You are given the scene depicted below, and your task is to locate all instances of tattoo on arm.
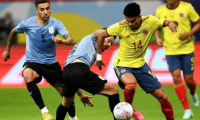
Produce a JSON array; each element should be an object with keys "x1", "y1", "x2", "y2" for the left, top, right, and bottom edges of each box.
[
  {"x1": 6, "y1": 29, "x2": 17, "y2": 51},
  {"x1": 63, "y1": 34, "x2": 68, "y2": 40}
]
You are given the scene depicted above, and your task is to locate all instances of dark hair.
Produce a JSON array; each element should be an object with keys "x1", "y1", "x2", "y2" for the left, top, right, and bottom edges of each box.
[
  {"x1": 123, "y1": 3, "x2": 140, "y2": 17},
  {"x1": 113, "y1": 36, "x2": 117, "y2": 40},
  {"x1": 35, "y1": 0, "x2": 50, "y2": 8}
]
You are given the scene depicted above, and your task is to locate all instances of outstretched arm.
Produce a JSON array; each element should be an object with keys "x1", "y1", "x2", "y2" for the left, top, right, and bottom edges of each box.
[
  {"x1": 2, "y1": 28, "x2": 17, "y2": 61},
  {"x1": 163, "y1": 20, "x2": 178, "y2": 32}
]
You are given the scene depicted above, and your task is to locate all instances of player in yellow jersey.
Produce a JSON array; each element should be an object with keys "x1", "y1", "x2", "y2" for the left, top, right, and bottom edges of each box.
[
  {"x1": 155, "y1": 0, "x2": 200, "y2": 119},
  {"x1": 95, "y1": 3, "x2": 178, "y2": 120}
]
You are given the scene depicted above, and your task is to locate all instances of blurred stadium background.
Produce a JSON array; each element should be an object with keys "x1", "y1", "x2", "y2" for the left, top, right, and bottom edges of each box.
[{"x1": 0, "y1": 0, "x2": 200, "y2": 120}]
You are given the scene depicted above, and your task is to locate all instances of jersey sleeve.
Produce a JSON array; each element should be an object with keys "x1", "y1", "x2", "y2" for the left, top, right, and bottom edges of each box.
[
  {"x1": 188, "y1": 4, "x2": 200, "y2": 23},
  {"x1": 150, "y1": 15, "x2": 165, "y2": 29},
  {"x1": 56, "y1": 20, "x2": 69, "y2": 36},
  {"x1": 107, "y1": 22, "x2": 120, "y2": 36},
  {"x1": 15, "y1": 20, "x2": 26, "y2": 33},
  {"x1": 155, "y1": 8, "x2": 161, "y2": 18}
]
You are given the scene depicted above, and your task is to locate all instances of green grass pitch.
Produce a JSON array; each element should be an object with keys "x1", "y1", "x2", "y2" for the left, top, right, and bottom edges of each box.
[{"x1": 0, "y1": 85, "x2": 199, "y2": 120}]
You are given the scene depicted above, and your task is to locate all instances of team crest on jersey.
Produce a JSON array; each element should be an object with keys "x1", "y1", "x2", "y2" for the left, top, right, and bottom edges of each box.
[
  {"x1": 142, "y1": 29, "x2": 148, "y2": 35},
  {"x1": 179, "y1": 13, "x2": 184, "y2": 18},
  {"x1": 121, "y1": 69, "x2": 126, "y2": 73},
  {"x1": 49, "y1": 27, "x2": 54, "y2": 34}
]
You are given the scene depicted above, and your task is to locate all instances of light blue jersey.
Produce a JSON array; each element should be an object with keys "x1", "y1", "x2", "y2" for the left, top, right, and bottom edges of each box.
[
  {"x1": 15, "y1": 16, "x2": 69, "y2": 64},
  {"x1": 65, "y1": 33, "x2": 97, "y2": 68}
]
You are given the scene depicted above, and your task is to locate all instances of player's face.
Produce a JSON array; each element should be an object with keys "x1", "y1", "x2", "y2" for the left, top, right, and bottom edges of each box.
[
  {"x1": 166, "y1": 0, "x2": 178, "y2": 4},
  {"x1": 36, "y1": 2, "x2": 51, "y2": 21},
  {"x1": 102, "y1": 36, "x2": 114, "y2": 52},
  {"x1": 125, "y1": 15, "x2": 141, "y2": 30}
]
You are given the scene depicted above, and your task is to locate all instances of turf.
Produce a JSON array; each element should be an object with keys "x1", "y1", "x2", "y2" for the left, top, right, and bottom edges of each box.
[{"x1": 0, "y1": 85, "x2": 199, "y2": 120}]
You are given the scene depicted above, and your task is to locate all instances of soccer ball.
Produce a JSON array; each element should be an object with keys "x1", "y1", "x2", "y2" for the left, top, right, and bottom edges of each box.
[{"x1": 113, "y1": 102, "x2": 133, "y2": 120}]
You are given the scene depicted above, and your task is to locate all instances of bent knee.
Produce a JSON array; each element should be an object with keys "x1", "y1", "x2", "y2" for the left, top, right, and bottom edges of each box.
[
  {"x1": 23, "y1": 68, "x2": 39, "y2": 83},
  {"x1": 111, "y1": 87, "x2": 119, "y2": 94}
]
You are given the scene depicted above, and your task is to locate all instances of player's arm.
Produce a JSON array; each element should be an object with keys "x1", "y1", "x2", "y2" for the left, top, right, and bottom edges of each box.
[
  {"x1": 52, "y1": 20, "x2": 74, "y2": 45},
  {"x1": 76, "y1": 89, "x2": 94, "y2": 107},
  {"x1": 52, "y1": 33, "x2": 74, "y2": 45},
  {"x1": 95, "y1": 30, "x2": 110, "y2": 70},
  {"x1": 155, "y1": 28, "x2": 163, "y2": 47},
  {"x1": 2, "y1": 28, "x2": 17, "y2": 61},
  {"x1": 179, "y1": 4, "x2": 200, "y2": 40},
  {"x1": 93, "y1": 30, "x2": 105, "y2": 39}
]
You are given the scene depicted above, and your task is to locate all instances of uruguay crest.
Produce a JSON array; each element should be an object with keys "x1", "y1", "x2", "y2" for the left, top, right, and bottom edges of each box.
[{"x1": 49, "y1": 27, "x2": 54, "y2": 34}]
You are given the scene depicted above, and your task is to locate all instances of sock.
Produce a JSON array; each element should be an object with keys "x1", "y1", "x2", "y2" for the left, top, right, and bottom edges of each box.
[
  {"x1": 186, "y1": 81, "x2": 196, "y2": 95},
  {"x1": 174, "y1": 82, "x2": 190, "y2": 109},
  {"x1": 108, "y1": 94, "x2": 120, "y2": 120},
  {"x1": 68, "y1": 102, "x2": 75, "y2": 117},
  {"x1": 159, "y1": 97, "x2": 174, "y2": 120},
  {"x1": 123, "y1": 83, "x2": 137, "y2": 105},
  {"x1": 26, "y1": 81, "x2": 45, "y2": 109},
  {"x1": 41, "y1": 107, "x2": 49, "y2": 114},
  {"x1": 56, "y1": 104, "x2": 68, "y2": 120}
]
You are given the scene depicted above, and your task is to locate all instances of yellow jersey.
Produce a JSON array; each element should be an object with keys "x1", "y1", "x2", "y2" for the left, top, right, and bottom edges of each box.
[
  {"x1": 107, "y1": 15, "x2": 165, "y2": 68},
  {"x1": 156, "y1": 1, "x2": 200, "y2": 55}
]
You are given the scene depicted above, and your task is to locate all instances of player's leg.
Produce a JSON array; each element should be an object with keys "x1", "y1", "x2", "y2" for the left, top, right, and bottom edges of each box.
[
  {"x1": 80, "y1": 69, "x2": 119, "y2": 120},
  {"x1": 150, "y1": 87, "x2": 174, "y2": 120},
  {"x1": 166, "y1": 55, "x2": 192, "y2": 119},
  {"x1": 23, "y1": 62, "x2": 53, "y2": 120},
  {"x1": 114, "y1": 67, "x2": 144, "y2": 120},
  {"x1": 182, "y1": 53, "x2": 199, "y2": 108},
  {"x1": 43, "y1": 62, "x2": 78, "y2": 120},
  {"x1": 134, "y1": 63, "x2": 174, "y2": 120}
]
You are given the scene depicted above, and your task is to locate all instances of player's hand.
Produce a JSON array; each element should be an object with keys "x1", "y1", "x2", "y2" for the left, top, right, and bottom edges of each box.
[
  {"x1": 65, "y1": 39, "x2": 75, "y2": 45},
  {"x1": 156, "y1": 39, "x2": 163, "y2": 47},
  {"x1": 169, "y1": 22, "x2": 178, "y2": 32},
  {"x1": 80, "y1": 95, "x2": 94, "y2": 107},
  {"x1": 95, "y1": 60, "x2": 105, "y2": 70},
  {"x1": 2, "y1": 50, "x2": 10, "y2": 61},
  {"x1": 52, "y1": 36, "x2": 65, "y2": 44},
  {"x1": 179, "y1": 33, "x2": 191, "y2": 41}
]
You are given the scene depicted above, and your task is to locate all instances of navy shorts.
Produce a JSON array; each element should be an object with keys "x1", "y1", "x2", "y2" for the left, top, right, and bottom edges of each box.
[
  {"x1": 114, "y1": 63, "x2": 162, "y2": 93},
  {"x1": 166, "y1": 52, "x2": 194, "y2": 74}
]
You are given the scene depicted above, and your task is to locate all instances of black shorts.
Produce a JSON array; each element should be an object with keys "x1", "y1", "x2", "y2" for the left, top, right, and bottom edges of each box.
[
  {"x1": 62, "y1": 62, "x2": 107, "y2": 97},
  {"x1": 23, "y1": 62, "x2": 63, "y2": 86}
]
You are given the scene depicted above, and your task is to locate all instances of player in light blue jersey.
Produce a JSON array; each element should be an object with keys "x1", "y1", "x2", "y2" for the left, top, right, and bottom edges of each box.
[
  {"x1": 2, "y1": 0, "x2": 92, "y2": 120},
  {"x1": 55, "y1": 29, "x2": 120, "y2": 120}
]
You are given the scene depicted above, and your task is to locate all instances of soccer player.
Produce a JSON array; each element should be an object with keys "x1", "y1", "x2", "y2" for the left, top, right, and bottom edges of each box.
[
  {"x1": 54, "y1": 29, "x2": 121, "y2": 120},
  {"x1": 155, "y1": 0, "x2": 200, "y2": 119},
  {"x1": 2, "y1": 0, "x2": 92, "y2": 120},
  {"x1": 96, "y1": 3, "x2": 178, "y2": 120}
]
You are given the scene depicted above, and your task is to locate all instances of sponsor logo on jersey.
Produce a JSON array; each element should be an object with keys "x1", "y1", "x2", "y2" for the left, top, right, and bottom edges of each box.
[{"x1": 31, "y1": 29, "x2": 36, "y2": 34}]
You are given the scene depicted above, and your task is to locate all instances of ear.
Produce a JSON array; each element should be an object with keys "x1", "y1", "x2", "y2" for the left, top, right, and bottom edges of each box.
[
  {"x1": 35, "y1": 8, "x2": 38, "y2": 14},
  {"x1": 139, "y1": 15, "x2": 141, "y2": 18}
]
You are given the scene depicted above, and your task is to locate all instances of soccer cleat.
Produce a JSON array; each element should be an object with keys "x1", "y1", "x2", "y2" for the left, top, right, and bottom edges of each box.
[
  {"x1": 183, "y1": 109, "x2": 193, "y2": 119},
  {"x1": 42, "y1": 112, "x2": 54, "y2": 120},
  {"x1": 188, "y1": 90, "x2": 199, "y2": 107},
  {"x1": 69, "y1": 115, "x2": 79, "y2": 120},
  {"x1": 132, "y1": 107, "x2": 145, "y2": 120}
]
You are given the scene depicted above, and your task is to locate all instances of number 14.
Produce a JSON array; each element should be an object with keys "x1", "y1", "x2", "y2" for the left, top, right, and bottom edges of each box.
[{"x1": 133, "y1": 40, "x2": 142, "y2": 50}]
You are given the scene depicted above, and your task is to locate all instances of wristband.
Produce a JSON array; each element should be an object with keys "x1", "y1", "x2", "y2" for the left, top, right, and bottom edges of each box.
[{"x1": 96, "y1": 54, "x2": 102, "y2": 61}]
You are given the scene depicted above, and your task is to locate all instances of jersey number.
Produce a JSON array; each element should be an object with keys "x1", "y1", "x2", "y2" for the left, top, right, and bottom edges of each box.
[
  {"x1": 133, "y1": 40, "x2": 142, "y2": 50},
  {"x1": 42, "y1": 34, "x2": 45, "y2": 43}
]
